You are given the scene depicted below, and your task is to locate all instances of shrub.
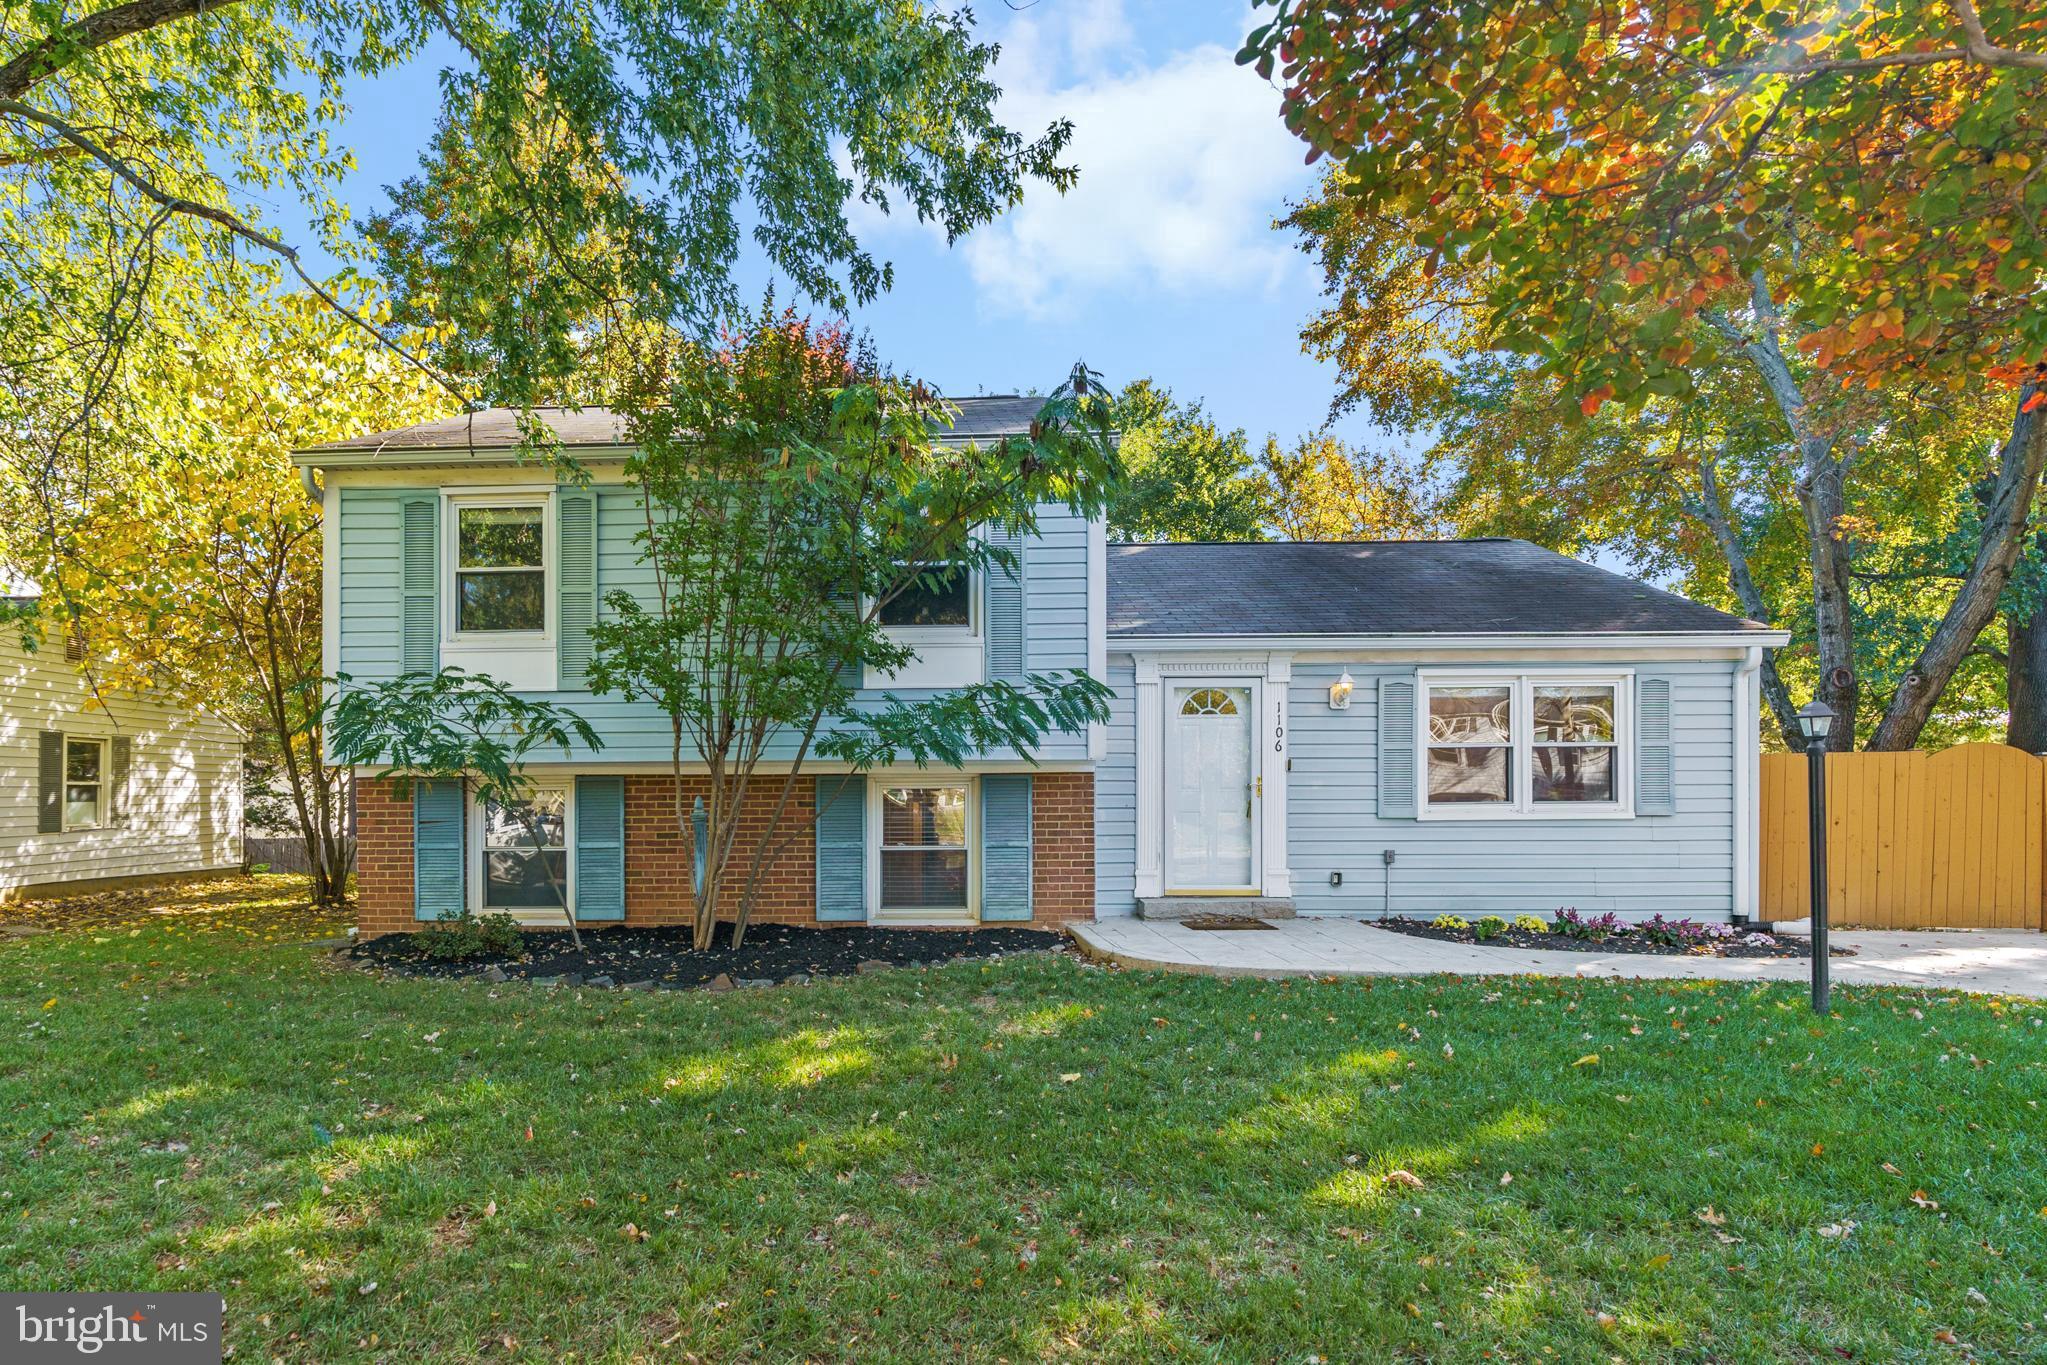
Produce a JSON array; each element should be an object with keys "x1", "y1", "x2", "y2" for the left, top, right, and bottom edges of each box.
[
  {"x1": 1552, "y1": 908, "x2": 1628, "y2": 941},
  {"x1": 1431, "y1": 914, "x2": 1470, "y2": 932},
  {"x1": 417, "y1": 911, "x2": 527, "y2": 961},
  {"x1": 249, "y1": 862, "x2": 271, "y2": 875},
  {"x1": 1511, "y1": 915, "x2": 1548, "y2": 934},
  {"x1": 1473, "y1": 915, "x2": 1509, "y2": 941}
]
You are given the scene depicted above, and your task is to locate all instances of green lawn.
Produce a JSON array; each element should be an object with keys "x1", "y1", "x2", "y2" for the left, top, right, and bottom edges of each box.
[{"x1": 2, "y1": 878, "x2": 2043, "y2": 1362}]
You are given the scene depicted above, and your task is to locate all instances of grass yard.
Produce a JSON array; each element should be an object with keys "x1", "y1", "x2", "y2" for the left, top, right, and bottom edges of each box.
[{"x1": 2, "y1": 878, "x2": 2044, "y2": 1362}]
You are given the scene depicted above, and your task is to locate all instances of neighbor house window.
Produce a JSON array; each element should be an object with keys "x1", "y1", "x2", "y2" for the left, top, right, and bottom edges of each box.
[
  {"x1": 878, "y1": 563, "x2": 972, "y2": 630},
  {"x1": 64, "y1": 737, "x2": 104, "y2": 830},
  {"x1": 480, "y1": 786, "x2": 569, "y2": 909},
  {"x1": 1421, "y1": 675, "x2": 1628, "y2": 816},
  {"x1": 455, "y1": 503, "x2": 547, "y2": 633},
  {"x1": 877, "y1": 784, "x2": 970, "y2": 913}
]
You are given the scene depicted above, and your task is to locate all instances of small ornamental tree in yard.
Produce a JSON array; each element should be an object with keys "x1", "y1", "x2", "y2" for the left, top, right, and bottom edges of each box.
[
  {"x1": 327, "y1": 669, "x2": 601, "y2": 948},
  {"x1": 588, "y1": 311, "x2": 1119, "y2": 950}
]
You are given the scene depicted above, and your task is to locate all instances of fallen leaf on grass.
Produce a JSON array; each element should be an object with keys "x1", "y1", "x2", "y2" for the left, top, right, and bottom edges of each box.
[
  {"x1": 1498, "y1": 1171, "x2": 1512, "y2": 1186},
  {"x1": 1881, "y1": 1161, "x2": 1904, "y2": 1178},
  {"x1": 1910, "y1": 1190, "x2": 1940, "y2": 1210},
  {"x1": 1384, "y1": 1169, "x2": 1425, "y2": 1190},
  {"x1": 1817, "y1": 1220, "x2": 1857, "y2": 1238},
  {"x1": 1573, "y1": 1054, "x2": 1600, "y2": 1067},
  {"x1": 1058, "y1": 1073, "x2": 1081, "y2": 1084},
  {"x1": 1642, "y1": 1253, "x2": 1671, "y2": 1271},
  {"x1": 621, "y1": 1222, "x2": 648, "y2": 1242},
  {"x1": 1695, "y1": 1206, "x2": 1727, "y2": 1227}
]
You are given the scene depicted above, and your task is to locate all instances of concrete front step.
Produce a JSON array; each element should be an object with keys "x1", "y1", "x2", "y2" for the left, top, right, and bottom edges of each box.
[{"x1": 1136, "y1": 896, "x2": 1295, "y2": 922}]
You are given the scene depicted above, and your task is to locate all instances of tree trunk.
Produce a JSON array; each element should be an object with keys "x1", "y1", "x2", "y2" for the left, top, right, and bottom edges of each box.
[
  {"x1": 1870, "y1": 383, "x2": 2047, "y2": 750},
  {"x1": 1695, "y1": 454, "x2": 1804, "y2": 748},
  {"x1": 2007, "y1": 596, "x2": 2047, "y2": 751},
  {"x1": 1794, "y1": 448, "x2": 1860, "y2": 749}
]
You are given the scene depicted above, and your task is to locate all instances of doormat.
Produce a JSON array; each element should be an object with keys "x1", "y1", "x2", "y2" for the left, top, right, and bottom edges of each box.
[{"x1": 1181, "y1": 916, "x2": 1277, "y2": 931}]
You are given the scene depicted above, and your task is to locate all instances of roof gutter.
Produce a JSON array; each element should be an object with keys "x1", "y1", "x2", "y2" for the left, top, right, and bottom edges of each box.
[{"x1": 1110, "y1": 630, "x2": 1792, "y2": 651}]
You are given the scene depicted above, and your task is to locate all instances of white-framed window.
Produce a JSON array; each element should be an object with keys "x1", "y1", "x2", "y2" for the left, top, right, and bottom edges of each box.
[
  {"x1": 446, "y1": 495, "x2": 552, "y2": 639},
  {"x1": 1419, "y1": 672, "x2": 1631, "y2": 818},
  {"x1": 63, "y1": 736, "x2": 104, "y2": 830},
  {"x1": 872, "y1": 781, "x2": 974, "y2": 916},
  {"x1": 874, "y1": 562, "x2": 977, "y2": 636},
  {"x1": 474, "y1": 784, "x2": 572, "y2": 912}
]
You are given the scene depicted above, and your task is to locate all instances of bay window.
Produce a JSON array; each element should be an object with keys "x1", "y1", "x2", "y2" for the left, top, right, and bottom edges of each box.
[{"x1": 1421, "y1": 674, "x2": 1628, "y2": 817}]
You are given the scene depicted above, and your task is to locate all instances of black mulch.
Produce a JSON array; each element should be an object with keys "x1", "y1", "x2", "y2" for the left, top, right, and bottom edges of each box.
[
  {"x1": 345, "y1": 920, "x2": 1068, "y2": 989},
  {"x1": 1369, "y1": 917, "x2": 1852, "y2": 960}
]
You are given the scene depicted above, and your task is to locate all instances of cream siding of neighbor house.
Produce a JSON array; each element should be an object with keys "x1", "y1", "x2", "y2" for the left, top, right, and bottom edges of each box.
[{"x1": 0, "y1": 627, "x2": 244, "y2": 897}]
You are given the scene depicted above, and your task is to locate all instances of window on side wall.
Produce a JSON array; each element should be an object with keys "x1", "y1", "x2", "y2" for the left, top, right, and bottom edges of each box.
[
  {"x1": 479, "y1": 786, "x2": 569, "y2": 911},
  {"x1": 876, "y1": 784, "x2": 971, "y2": 914},
  {"x1": 453, "y1": 502, "x2": 548, "y2": 635},
  {"x1": 64, "y1": 736, "x2": 104, "y2": 830},
  {"x1": 1421, "y1": 675, "x2": 1628, "y2": 817}
]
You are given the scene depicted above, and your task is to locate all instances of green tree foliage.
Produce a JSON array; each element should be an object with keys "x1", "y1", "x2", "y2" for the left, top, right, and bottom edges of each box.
[
  {"x1": 1105, "y1": 380, "x2": 1266, "y2": 542},
  {"x1": 1105, "y1": 378, "x2": 1433, "y2": 544},
  {"x1": 586, "y1": 310, "x2": 1118, "y2": 949}
]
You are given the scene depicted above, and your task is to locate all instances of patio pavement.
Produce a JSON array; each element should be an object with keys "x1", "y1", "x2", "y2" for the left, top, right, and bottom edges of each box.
[{"x1": 1067, "y1": 917, "x2": 2047, "y2": 999}]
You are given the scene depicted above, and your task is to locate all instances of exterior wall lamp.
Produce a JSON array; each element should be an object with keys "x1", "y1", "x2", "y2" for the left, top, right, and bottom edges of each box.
[{"x1": 1329, "y1": 669, "x2": 1354, "y2": 710}]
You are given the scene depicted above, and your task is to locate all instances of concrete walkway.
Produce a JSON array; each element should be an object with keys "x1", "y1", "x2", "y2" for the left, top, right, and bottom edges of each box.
[{"x1": 1068, "y1": 917, "x2": 2047, "y2": 998}]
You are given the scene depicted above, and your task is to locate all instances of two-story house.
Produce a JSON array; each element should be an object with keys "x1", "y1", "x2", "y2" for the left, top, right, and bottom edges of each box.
[{"x1": 300, "y1": 402, "x2": 1786, "y2": 937}]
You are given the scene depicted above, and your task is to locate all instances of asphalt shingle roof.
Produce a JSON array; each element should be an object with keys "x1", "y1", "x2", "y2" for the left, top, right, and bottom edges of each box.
[
  {"x1": 1107, "y1": 539, "x2": 1768, "y2": 637},
  {"x1": 303, "y1": 396, "x2": 1045, "y2": 453}
]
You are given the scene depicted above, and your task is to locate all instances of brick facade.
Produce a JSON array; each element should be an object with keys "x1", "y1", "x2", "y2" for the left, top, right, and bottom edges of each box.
[{"x1": 351, "y1": 771, "x2": 1095, "y2": 936}]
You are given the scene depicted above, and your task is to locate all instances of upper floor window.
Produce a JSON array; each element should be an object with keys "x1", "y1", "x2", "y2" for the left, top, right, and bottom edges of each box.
[
  {"x1": 1421, "y1": 674, "x2": 1629, "y2": 818},
  {"x1": 878, "y1": 564, "x2": 972, "y2": 630},
  {"x1": 452, "y1": 501, "x2": 548, "y2": 635}
]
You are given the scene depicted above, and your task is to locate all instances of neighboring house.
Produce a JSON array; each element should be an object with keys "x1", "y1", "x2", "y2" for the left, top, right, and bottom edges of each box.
[
  {"x1": 298, "y1": 405, "x2": 1787, "y2": 937},
  {"x1": 0, "y1": 598, "x2": 245, "y2": 902}
]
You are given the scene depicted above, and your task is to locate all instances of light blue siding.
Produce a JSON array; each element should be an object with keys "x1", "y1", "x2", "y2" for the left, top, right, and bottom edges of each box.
[
  {"x1": 334, "y1": 488, "x2": 1095, "y2": 764},
  {"x1": 1287, "y1": 661, "x2": 1738, "y2": 918},
  {"x1": 1094, "y1": 657, "x2": 1138, "y2": 916}
]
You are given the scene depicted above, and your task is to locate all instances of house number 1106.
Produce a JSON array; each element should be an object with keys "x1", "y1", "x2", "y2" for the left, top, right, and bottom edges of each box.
[{"x1": 1274, "y1": 699, "x2": 1285, "y2": 752}]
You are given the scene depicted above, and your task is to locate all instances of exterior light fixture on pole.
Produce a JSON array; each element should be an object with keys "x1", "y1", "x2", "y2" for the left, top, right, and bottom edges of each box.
[
  {"x1": 1795, "y1": 701, "x2": 1836, "y2": 1014},
  {"x1": 1329, "y1": 669, "x2": 1354, "y2": 710}
]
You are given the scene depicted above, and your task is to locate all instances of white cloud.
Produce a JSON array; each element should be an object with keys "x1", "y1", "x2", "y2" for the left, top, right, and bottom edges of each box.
[{"x1": 945, "y1": 12, "x2": 1313, "y2": 319}]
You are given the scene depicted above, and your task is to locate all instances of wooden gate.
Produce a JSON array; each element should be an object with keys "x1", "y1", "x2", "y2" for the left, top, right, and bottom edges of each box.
[{"x1": 1761, "y1": 743, "x2": 2046, "y2": 929}]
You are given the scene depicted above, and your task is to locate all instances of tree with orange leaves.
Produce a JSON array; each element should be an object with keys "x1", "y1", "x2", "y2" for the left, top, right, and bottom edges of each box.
[{"x1": 1247, "y1": 1, "x2": 2047, "y2": 749}]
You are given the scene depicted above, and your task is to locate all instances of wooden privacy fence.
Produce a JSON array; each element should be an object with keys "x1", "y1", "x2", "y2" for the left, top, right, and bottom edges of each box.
[{"x1": 1761, "y1": 743, "x2": 2046, "y2": 929}]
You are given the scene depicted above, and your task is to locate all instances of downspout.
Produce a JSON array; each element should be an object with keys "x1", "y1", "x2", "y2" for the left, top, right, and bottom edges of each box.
[{"x1": 1732, "y1": 646, "x2": 1763, "y2": 926}]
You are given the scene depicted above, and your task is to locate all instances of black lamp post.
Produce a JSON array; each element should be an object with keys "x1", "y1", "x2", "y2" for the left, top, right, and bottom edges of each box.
[{"x1": 1795, "y1": 701, "x2": 1836, "y2": 1014}]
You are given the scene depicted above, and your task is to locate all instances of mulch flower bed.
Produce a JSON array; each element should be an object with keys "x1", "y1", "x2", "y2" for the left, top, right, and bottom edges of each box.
[
  {"x1": 1370, "y1": 915, "x2": 1848, "y2": 960},
  {"x1": 346, "y1": 920, "x2": 1068, "y2": 990}
]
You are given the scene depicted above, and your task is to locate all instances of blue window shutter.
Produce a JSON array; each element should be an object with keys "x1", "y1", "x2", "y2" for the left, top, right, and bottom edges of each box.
[
  {"x1": 814, "y1": 775, "x2": 866, "y2": 921},
  {"x1": 574, "y1": 776, "x2": 625, "y2": 921},
  {"x1": 827, "y1": 588, "x2": 863, "y2": 688},
  {"x1": 400, "y1": 494, "x2": 439, "y2": 676},
  {"x1": 1378, "y1": 675, "x2": 1418, "y2": 819},
  {"x1": 1635, "y1": 676, "x2": 1676, "y2": 815},
  {"x1": 985, "y1": 527, "x2": 1025, "y2": 682},
  {"x1": 980, "y1": 774, "x2": 1033, "y2": 920},
  {"x1": 413, "y1": 780, "x2": 465, "y2": 920},
  {"x1": 558, "y1": 491, "x2": 597, "y2": 690}
]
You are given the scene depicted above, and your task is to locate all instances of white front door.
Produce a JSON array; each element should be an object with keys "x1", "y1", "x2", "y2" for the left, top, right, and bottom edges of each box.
[{"x1": 1165, "y1": 683, "x2": 1258, "y2": 891}]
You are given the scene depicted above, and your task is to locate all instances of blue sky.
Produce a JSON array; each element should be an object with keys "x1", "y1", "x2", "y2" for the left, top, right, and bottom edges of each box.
[{"x1": 295, "y1": 1, "x2": 1372, "y2": 449}]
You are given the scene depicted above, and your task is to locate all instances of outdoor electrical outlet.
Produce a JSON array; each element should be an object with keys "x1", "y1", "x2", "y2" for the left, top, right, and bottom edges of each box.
[
  {"x1": 1382, "y1": 849, "x2": 1397, "y2": 866},
  {"x1": 1329, "y1": 871, "x2": 1343, "y2": 887}
]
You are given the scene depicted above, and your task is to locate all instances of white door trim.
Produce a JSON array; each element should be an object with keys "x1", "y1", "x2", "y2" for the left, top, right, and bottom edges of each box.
[{"x1": 1133, "y1": 652, "x2": 1292, "y2": 900}]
